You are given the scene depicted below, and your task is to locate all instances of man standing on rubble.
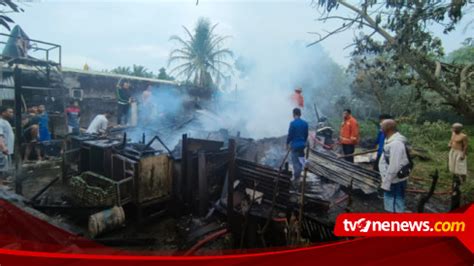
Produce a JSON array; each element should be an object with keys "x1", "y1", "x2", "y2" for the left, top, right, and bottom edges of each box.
[
  {"x1": 287, "y1": 108, "x2": 308, "y2": 186},
  {"x1": 0, "y1": 107, "x2": 14, "y2": 173},
  {"x1": 379, "y1": 119, "x2": 409, "y2": 213},
  {"x1": 116, "y1": 80, "x2": 131, "y2": 125},
  {"x1": 291, "y1": 87, "x2": 304, "y2": 108},
  {"x1": 339, "y1": 109, "x2": 359, "y2": 163}
]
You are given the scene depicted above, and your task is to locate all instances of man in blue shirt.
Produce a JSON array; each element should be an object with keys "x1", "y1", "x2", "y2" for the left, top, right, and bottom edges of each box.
[
  {"x1": 374, "y1": 114, "x2": 392, "y2": 171},
  {"x1": 38, "y1": 105, "x2": 51, "y2": 142},
  {"x1": 286, "y1": 108, "x2": 309, "y2": 183}
]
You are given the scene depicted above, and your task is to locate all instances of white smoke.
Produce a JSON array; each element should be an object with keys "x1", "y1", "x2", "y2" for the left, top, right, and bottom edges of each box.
[{"x1": 197, "y1": 41, "x2": 349, "y2": 139}]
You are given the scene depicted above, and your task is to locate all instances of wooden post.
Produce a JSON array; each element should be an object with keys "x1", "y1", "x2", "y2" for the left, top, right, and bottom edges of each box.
[
  {"x1": 179, "y1": 134, "x2": 187, "y2": 204},
  {"x1": 417, "y1": 170, "x2": 439, "y2": 213},
  {"x1": 198, "y1": 151, "x2": 208, "y2": 217},
  {"x1": 13, "y1": 66, "x2": 23, "y2": 195},
  {"x1": 450, "y1": 174, "x2": 461, "y2": 211},
  {"x1": 297, "y1": 148, "x2": 309, "y2": 243},
  {"x1": 227, "y1": 139, "x2": 236, "y2": 246}
]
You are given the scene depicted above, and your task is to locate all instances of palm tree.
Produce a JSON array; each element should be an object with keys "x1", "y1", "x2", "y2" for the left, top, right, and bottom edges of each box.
[
  {"x1": 168, "y1": 17, "x2": 233, "y2": 88},
  {"x1": 111, "y1": 65, "x2": 154, "y2": 78},
  {"x1": 131, "y1": 64, "x2": 153, "y2": 78},
  {"x1": 111, "y1": 66, "x2": 131, "y2": 75},
  {"x1": 157, "y1": 67, "x2": 175, "y2": 81}
]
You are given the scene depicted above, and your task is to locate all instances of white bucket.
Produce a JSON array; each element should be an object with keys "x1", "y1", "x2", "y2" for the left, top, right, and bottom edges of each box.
[{"x1": 88, "y1": 206, "x2": 125, "y2": 238}]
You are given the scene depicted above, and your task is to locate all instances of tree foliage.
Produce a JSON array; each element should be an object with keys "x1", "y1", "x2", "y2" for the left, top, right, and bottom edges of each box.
[
  {"x1": 0, "y1": 0, "x2": 22, "y2": 31},
  {"x1": 111, "y1": 65, "x2": 154, "y2": 78},
  {"x1": 446, "y1": 39, "x2": 474, "y2": 64},
  {"x1": 130, "y1": 64, "x2": 153, "y2": 78},
  {"x1": 348, "y1": 54, "x2": 418, "y2": 117},
  {"x1": 157, "y1": 67, "x2": 175, "y2": 81},
  {"x1": 168, "y1": 17, "x2": 233, "y2": 88},
  {"x1": 312, "y1": 0, "x2": 474, "y2": 120},
  {"x1": 111, "y1": 66, "x2": 131, "y2": 75}
]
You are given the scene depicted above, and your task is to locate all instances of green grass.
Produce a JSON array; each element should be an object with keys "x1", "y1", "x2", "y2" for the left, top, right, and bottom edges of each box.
[{"x1": 361, "y1": 120, "x2": 474, "y2": 204}]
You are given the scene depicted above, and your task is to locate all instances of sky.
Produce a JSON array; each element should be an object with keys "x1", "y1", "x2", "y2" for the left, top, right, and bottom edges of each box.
[{"x1": 4, "y1": 0, "x2": 472, "y2": 73}]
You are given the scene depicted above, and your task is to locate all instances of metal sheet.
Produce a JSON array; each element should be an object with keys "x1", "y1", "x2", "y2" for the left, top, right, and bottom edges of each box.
[{"x1": 136, "y1": 155, "x2": 173, "y2": 203}]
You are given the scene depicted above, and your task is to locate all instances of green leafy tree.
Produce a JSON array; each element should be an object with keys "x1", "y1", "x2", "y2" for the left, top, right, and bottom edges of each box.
[
  {"x1": 0, "y1": 0, "x2": 22, "y2": 31},
  {"x1": 311, "y1": 0, "x2": 474, "y2": 119},
  {"x1": 168, "y1": 17, "x2": 233, "y2": 88},
  {"x1": 131, "y1": 64, "x2": 154, "y2": 78},
  {"x1": 157, "y1": 67, "x2": 175, "y2": 81},
  {"x1": 111, "y1": 66, "x2": 131, "y2": 75},
  {"x1": 348, "y1": 54, "x2": 421, "y2": 118},
  {"x1": 446, "y1": 39, "x2": 474, "y2": 64},
  {"x1": 111, "y1": 65, "x2": 154, "y2": 78}
]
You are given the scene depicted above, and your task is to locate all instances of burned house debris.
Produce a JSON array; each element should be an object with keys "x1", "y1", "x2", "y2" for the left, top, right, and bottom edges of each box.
[{"x1": 0, "y1": 26, "x2": 443, "y2": 255}]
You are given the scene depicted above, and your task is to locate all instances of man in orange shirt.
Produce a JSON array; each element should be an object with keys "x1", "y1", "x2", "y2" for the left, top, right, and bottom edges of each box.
[
  {"x1": 339, "y1": 109, "x2": 359, "y2": 163},
  {"x1": 291, "y1": 87, "x2": 304, "y2": 108}
]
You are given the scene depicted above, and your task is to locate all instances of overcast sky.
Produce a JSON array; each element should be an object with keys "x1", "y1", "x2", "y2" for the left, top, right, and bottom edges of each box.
[{"x1": 5, "y1": 0, "x2": 471, "y2": 72}]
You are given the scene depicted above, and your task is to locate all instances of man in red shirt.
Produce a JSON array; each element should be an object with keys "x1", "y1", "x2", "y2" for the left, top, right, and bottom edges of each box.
[
  {"x1": 339, "y1": 109, "x2": 359, "y2": 163},
  {"x1": 291, "y1": 87, "x2": 304, "y2": 108},
  {"x1": 65, "y1": 100, "x2": 81, "y2": 135}
]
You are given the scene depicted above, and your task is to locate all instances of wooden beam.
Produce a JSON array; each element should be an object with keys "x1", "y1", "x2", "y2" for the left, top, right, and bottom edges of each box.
[
  {"x1": 198, "y1": 151, "x2": 208, "y2": 217},
  {"x1": 227, "y1": 139, "x2": 236, "y2": 247}
]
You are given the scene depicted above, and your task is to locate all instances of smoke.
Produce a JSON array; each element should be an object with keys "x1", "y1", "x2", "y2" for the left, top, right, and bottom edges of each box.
[
  {"x1": 124, "y1": 42, "x2": 349, "y2": 154},
  {"x1": 126, "y1": 86, "x2": 192, "y2": 148},
  {"x1": 197, "y1": 41, "x2": 350, "y2": 139}
]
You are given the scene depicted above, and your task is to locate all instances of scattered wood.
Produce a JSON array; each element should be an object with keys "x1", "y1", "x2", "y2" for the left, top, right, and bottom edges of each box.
[
  {"x1": 417, "y1": 170, "x2": 439, "y2": 213},
  {"x1": 337, "y1": 149, "x2": 378, "y2": 159},
  {"x1": 30, "y1": 176, "x2": 59, "y2": 202},
  {"x1": 410, "y1": 147, "x2": 432, "y2": 161},
  {"x1": 307, "y1": 149, "x2": 380, "y2": 194}
]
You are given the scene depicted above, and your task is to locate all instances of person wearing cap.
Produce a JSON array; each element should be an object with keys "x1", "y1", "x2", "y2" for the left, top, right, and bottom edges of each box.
[
  {"x1": 448, "y1": 123, "x2": 468, "y2": 210},
  {"x1": 291, "y1": 87, "x2": 304, "y2": 108}
]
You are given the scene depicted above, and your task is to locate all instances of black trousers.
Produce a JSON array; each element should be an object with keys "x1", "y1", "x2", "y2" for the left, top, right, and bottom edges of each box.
[
  {"x1": 342, "y1": 144, "x2": 355, "y2": 163},
  {"x1": 117, "y1": 104, "x2": 129, "y2": 125},
  {"x1": 373, "y1": 153, "x2": 381, "y2": 172}
]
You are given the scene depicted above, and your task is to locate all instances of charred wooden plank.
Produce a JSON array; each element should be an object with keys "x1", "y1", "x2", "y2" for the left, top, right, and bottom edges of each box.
[{"x1": 307, "y1": 149, "x2": 380, "y2": 194}]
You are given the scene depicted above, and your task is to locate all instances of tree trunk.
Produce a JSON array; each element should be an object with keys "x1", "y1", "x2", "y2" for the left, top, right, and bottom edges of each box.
[
  {"x1": 334, "y1": 0, "x2": 474, "y2": 120},
  {"x1": 402, "y1": 53, "x2": 474, "y2": 120}
]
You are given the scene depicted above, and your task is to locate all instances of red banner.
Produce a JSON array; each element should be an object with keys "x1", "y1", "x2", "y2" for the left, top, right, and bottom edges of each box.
[
  {"x1": 334, "y1": 204, "x2": 474, "y2": 253},
  {"x1": 0, "y1": 199, "x2": 472, "y2": 265}
]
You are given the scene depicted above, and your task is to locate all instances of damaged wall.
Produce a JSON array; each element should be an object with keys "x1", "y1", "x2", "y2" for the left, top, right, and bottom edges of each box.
[{"x1": 61, "y1": 68, "x2": 179, "y2": 128}]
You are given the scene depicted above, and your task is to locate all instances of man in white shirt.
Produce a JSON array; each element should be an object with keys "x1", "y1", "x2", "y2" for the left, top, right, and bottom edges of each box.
[
  {"x1": 378, "y1": 119, "x2": 410, "y2": 213},
  {"x1": 86, "y1": 111, "x2": 113, "y2": 135},
  {"x1": 0, "y1": 107, "x2": 14, "y2": 172}
]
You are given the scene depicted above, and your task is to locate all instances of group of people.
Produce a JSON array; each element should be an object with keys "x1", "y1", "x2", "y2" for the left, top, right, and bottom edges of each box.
[
  {"x1": 70, "y1": 79, "x2": 157, "y2": 137},
  {"x1": 65, "y1": 80, "x2": 128, "y2": 136},
  {"x1": 285, "y1": 89, "x2": 469, "y2": 213},
  {"x1": 83, "y1": 80, "x2": 152, "y2": 135},
  {"x1": 84, "y1": 79, "x2": 131, "y2": 136},
  {"x1": 338, "y1": 111, "x2": 412, "y2": 212},
  {"x1": 0, "y1": 103, "x2": 52, "y2": 170}
]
